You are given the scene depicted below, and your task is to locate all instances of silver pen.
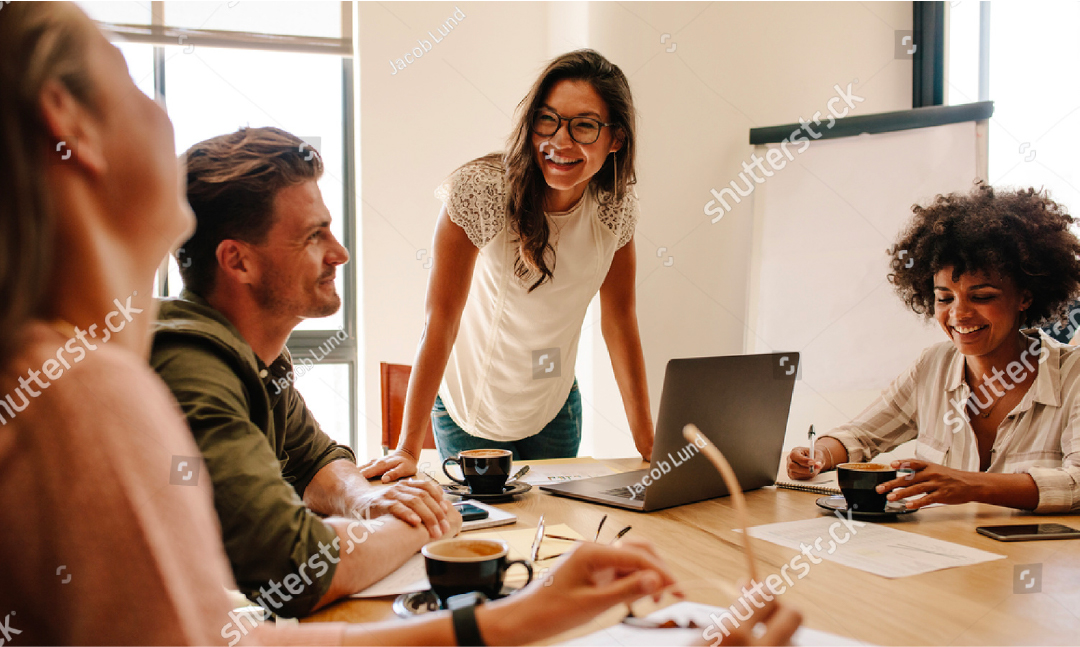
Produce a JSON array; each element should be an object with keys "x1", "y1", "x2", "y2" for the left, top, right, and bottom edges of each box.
[{"x1": 530, "y1": 514, "x2": 546, "y2": 563}]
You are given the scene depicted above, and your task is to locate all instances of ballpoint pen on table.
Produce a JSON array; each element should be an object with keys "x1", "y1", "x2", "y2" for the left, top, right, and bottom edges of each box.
[
  {"x1": 808, "y1": 424, "x2": 817, "y2": 476},
  {"x1": 530, "y1": 514, "x2": 545, "y2": 563},
  {"x1": 543, "y1": 533, "x2": 580, "y2": 542}
]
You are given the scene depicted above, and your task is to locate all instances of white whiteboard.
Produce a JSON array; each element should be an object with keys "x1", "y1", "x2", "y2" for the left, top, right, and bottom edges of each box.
[{"x1": 745, "y1": 121, "x2": 986, "y2": 466}]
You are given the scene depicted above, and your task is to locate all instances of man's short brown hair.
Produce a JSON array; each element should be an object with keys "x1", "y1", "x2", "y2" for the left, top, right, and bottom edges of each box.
[{"x1": 178, "y1": 127, "x2": 323, "y2": 297}]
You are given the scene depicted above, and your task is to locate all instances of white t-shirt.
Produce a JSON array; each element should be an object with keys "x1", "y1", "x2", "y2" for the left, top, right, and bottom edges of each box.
[{"x1": 434, "y1": 160, "x2": 638, "y2": 442}]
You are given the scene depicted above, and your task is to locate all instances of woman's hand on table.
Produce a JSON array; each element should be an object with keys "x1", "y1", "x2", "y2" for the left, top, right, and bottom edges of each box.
[
  {"x1": 786, "y1": 436, "x2": 847, "y2": 480},
  {"x1": 785, "y1": 446, "x2": 825, "y2": 480},
  {"x1": 876, "y1": 460, "x2": 980, "y2": 509},
  {"x1": 633, "y1": 429, "x2": 654, "y2": 463},
  {"x1": 359, "y1": 448, "x2": 419, "y2": 482}
]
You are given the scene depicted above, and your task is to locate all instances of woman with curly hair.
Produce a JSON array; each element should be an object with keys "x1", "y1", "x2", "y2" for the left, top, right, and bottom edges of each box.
[{"x1": 786, "y1": 185, "x2": 1080, "y2": 513}]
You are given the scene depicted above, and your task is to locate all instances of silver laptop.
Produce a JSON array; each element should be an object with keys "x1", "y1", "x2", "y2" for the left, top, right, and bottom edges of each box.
[{"x1": 540, "y1": 353, "x2": 798, "y2": 511}]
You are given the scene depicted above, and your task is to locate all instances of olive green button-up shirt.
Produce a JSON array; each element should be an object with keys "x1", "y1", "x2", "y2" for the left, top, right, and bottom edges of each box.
[{"x1": 150, "y1": 290, "x2": 355, "y2": 617}]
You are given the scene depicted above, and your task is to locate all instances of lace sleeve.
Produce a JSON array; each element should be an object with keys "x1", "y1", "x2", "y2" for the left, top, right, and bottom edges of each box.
[
  {"x1": 434, "y1": 161, "x2": 507, "y2": 249},
  {"x1": 596, "y1": 189, "x2": 639, "y2": 249}
]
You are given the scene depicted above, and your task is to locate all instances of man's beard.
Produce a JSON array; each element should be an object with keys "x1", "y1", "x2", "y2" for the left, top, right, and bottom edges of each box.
[{"x1": 253, "y1": 271, "x2": 341, "y2": 320}]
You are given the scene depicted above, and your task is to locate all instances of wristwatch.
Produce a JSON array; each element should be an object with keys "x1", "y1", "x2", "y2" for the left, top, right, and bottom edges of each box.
[{"x1": 447, "y1": 591, "x2": 488, "y2": 646}]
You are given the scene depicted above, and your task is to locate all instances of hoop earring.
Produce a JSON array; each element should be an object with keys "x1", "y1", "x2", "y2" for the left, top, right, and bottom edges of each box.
[{"x1": 611, "y1": 153, "x2": 618, "y2": 198}]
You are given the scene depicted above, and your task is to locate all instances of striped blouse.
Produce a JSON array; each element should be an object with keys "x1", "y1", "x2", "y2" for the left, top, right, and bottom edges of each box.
[{"x1": 826, "y1": 330, "x2": 1080, "y2": 513}]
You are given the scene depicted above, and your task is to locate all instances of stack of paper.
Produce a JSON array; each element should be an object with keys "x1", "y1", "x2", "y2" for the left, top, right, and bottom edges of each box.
[{"x1": 746, "y1": 517, "x2": 1004, "y2": 578}]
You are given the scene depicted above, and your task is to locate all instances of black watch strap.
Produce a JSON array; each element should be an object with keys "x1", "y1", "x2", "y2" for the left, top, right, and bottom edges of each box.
[{"x1": 448, "y1": 593, "x2": 487, "y2": 646}]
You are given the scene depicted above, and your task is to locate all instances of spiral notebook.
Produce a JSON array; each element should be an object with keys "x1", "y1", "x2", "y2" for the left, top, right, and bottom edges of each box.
[{"x1": 774, "y1": 470, "x2": 841, "y2": 496}]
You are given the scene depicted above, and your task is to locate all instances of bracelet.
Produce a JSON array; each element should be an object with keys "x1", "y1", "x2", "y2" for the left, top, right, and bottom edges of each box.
[
  {"x1": 448, "y1": 593, "x2": 487, "y2": 646},
  {"x1": 820, "y1": 445, "x2": 835, "y2": 469}
]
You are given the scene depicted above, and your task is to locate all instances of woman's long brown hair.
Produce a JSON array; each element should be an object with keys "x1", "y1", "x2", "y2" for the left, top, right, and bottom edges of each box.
[
  {"x1": 0, "y1": 2, "x2": 96, "y2": 359},
  {"x1": 484, "y1": 49, "x2": 637, "y2": 292}
]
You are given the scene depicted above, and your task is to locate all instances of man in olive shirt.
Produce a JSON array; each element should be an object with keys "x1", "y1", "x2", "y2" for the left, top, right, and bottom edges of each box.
[{"x1": 152, "y1": 127, "x2": 458, "y2": 618}]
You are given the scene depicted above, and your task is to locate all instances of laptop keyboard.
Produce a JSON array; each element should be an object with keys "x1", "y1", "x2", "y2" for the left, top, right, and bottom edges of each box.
[{"x1": 600, "y1": 487, "x2": 637, "y2": 499}]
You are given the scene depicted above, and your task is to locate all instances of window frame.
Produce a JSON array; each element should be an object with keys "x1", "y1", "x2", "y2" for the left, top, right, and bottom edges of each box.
[{"x1": 97, "y1": 1, "x2": 360, "y2": 451}]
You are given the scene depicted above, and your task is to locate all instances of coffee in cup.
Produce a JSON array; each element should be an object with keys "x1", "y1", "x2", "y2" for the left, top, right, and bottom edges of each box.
[
  {"x1": 422, "y1": 538, "x2": 533, "y2": 606},
  {"x1": 442, "y1": 449, "x2": 513, "y2": 494},
  {"x1": 837, "y1": 462, "x2": 896, "y2": 512}
]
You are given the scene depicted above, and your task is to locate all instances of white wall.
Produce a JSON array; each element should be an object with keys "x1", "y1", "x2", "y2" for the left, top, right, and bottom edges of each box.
[
  {"x1": 356, "y1": 1, "x2": 913, "y2": 461},
  {"x1": 749, "y1": 123, "x2": 985, "y2": 472}
]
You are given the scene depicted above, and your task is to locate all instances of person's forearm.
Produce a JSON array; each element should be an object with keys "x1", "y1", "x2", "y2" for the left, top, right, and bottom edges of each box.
[
  {"x1": 973, "y1": 472, "x2": 1041, "y2": 510},
  {"x1": 314, "y1": 516, "x2": 428, "y2": 610},
  {"x1": 339, "y1": 595, "x2": 529, "y2": 646},
  {"x1": 399, "y1": 319, "x2": 459, "y2": 456},
  {"x1": 816, "y1": 436, "x2": 849, "y2": 471},
  {"x1": 304, "y1": 458, "x2": 373, "y2": 518},
  {"x1": 342, "y1": 613, "x2": 457, "y2": 645},
  {"x1": 601, "y1": 311, "x2": 652, "y2": 433}
]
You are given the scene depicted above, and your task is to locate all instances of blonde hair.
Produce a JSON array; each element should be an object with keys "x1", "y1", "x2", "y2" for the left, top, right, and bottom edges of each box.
[{"x1": 0, "y1": 2, "x2": 98, "y2": 358}]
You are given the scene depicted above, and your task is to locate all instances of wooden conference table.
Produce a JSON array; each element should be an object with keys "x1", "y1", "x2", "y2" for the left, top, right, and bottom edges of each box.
[{"x1": 305, "y1": 456, "x2": 1080, "y2": 645}]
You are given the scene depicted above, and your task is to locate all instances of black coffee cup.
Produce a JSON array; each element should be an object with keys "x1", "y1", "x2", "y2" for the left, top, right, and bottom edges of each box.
[
  {"x1": 422, "y1": 538, "x2": 533, "y2": 606},
  {"x1": 442, "y1": 449, "x2": 512, "y2": 494},
  {"x1": 837, "y1": 462, "x2": 897, "y2": 512}
]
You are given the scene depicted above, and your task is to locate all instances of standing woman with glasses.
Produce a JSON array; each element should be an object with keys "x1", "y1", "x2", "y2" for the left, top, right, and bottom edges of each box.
[{"x1": 363, "y1": 49, "x2": 653, "y2": 479}]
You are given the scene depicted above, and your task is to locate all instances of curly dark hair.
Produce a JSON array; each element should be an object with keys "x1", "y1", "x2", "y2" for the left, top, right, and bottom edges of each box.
[{"x1": 888, "y1": 184, "x2": 1080, "y2": 328}]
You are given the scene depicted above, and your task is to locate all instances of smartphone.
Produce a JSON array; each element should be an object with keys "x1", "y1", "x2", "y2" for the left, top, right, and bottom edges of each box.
[
  {"x1": 454, "y1": 502, "x2": 489, "y2": 522},
  {"x1": 976, "y1": 523, "x2": 1080, "y2": 542}
]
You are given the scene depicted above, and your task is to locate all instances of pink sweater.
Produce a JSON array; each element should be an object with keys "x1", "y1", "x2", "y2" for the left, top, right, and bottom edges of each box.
[{"x1": 0, "y1": 323, "x2": 347, "y2": 645}]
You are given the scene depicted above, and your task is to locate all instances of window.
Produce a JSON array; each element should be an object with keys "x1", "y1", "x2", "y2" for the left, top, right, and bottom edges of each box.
[
  {"x1": 79, "y1": 1, "x2": 360, "y2": 453},
  {"x1": 948, "y1": 2, "x2": 1080, "y2": 214}
]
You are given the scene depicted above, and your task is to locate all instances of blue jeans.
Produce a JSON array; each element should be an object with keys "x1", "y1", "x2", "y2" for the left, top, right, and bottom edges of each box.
[{"x1": 432, "y1": 379, "x2": 582, "y2": 461}]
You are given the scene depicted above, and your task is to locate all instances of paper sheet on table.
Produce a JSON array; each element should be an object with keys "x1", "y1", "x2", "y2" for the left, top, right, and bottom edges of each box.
[
  {"x1": 351, "y1": 524, "x2": 582, "y2": 597},
  {"x1": 517, "y1": 458, "x2": 621, "y2": 485},
  {"x1": 352, "y1": 553, "x2": 428, "y2": 598},
  {"x1": 746, "y1": 516, "x2": 1004, "y2": 578},
  {"x1": 470, "y1": 523, "x2": 582, "y2": 586},
  {"x1": 561, "y1": 601, "x2": 870, "y2": 646}
]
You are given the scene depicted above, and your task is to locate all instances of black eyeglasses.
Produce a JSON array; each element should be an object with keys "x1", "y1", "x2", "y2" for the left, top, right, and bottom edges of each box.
[{"x1": 531, "y1": 109, "x2": 616, "y2": 145}]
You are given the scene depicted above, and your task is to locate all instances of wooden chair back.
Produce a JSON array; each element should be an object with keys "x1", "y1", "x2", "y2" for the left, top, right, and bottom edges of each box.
[{"x1": 380, "y1": 362, "x2": 436, "y2": 454}]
